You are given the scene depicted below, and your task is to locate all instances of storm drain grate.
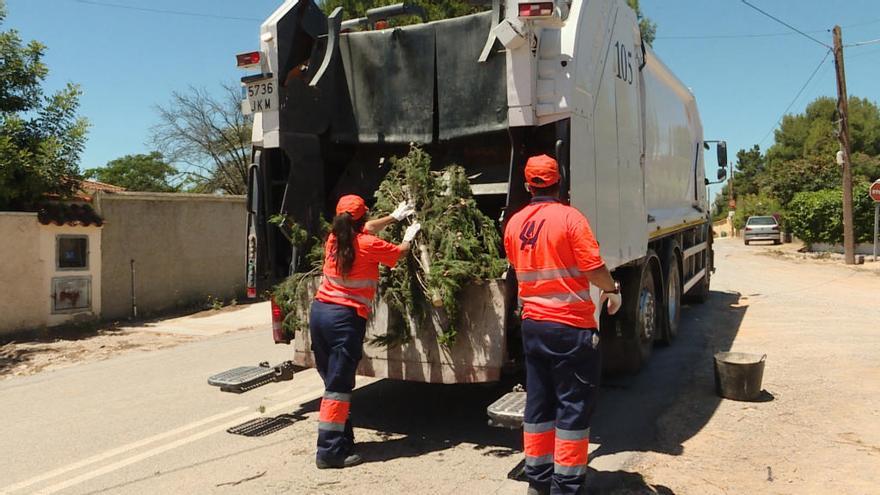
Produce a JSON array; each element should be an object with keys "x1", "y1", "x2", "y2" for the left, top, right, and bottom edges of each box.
[{"x1": 227, "y1": 414, "x2": 299, "y2": 437}]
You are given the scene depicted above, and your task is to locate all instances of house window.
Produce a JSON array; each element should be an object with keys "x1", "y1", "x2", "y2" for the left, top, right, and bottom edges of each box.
[
  {"x1": 57, "y1": 235, "x2": 88, "y2": 270},
  {"x1": 52, "y1": 276, "x2": 91, "y2": 313}
]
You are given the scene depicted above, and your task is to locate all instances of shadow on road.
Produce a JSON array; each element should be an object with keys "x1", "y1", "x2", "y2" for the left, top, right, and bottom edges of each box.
[
  {"x1": 590, "y1": 290, "x2": 747, "y2": 459},
  {"x1": 586, "y1": 467, "x2": 676, "y2": 494},
  {"x1": 282, "y1": 289, "x2": 746, "y2": 491},
  {"x1": 288, "y1": 379, "x2": 521, "y2": 463}
]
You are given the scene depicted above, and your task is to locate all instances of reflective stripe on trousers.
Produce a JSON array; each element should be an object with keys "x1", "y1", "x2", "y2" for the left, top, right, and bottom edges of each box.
[
  {"x1": 553, "y1": 427, "x2": 589, "y2": 476},
  {"x1": 318, "y1": 391, "x2": 351, "y2": 432},
  {"x1": 523, "y1": 421, "x2": 555, "y2": 467}
]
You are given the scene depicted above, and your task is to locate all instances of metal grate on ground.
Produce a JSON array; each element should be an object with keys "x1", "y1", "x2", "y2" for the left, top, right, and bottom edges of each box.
[{"x1": 227, "y1": 414, "x2": 300, "y2": 437}]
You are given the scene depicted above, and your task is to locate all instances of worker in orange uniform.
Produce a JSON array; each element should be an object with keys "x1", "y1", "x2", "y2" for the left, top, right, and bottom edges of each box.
[
  {"x1": 503, "y1": 155, "x2": 622, "y2": 495},
  {"x1": 311, "y1": 194, "x2": 421, "y2": 469}
]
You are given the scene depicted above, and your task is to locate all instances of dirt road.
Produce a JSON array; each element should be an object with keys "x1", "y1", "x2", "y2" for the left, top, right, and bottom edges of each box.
[
  {"x1": 0, "y1": 239, "x2": 877, "y2": 494},
  {"x1": 630, "y1": 238, "x2": 880, "y2": 494}
]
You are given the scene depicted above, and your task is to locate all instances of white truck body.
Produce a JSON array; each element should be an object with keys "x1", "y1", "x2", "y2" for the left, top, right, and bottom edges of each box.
[{"x1": 242, "y1": 0, "x2": 724, "y2": 381}]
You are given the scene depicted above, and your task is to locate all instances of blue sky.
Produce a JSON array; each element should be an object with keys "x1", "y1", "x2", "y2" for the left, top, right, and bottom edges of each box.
[{"x1": 5, "y1": 0, "x2": 880, "y2": 200}]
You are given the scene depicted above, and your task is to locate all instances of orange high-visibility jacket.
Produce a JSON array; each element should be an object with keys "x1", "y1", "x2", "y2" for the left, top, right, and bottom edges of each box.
[
  {"x1": 504, "y1": 198, "x2": 605, "y2": 329},
  {"x1": 315, "y1": 232, "x2": 402, "y2": 319}
]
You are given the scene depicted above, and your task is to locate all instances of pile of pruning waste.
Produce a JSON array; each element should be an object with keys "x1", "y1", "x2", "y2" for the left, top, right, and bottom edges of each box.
[{"x1": 273, "y1": 145, "x2": 506, "y2": 346}]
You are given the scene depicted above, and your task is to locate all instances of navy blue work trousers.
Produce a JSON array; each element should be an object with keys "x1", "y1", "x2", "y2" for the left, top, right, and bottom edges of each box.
[
  {"x1": 522, "y1": 318, "x2": 602, "y2": 495},
  {"x1": 309, "y1": 300, "x2": 367, "y2": 462}
]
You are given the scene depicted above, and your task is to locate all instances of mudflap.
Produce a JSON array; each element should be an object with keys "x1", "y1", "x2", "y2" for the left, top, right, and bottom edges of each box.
[{"x1": 207, "y1": 361, "x2": 295, "y2": 393}]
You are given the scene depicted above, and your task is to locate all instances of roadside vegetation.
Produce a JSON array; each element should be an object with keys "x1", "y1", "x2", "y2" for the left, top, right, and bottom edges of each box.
[
  {"x1": 714, "y1": 96, "x2": 880, "y2": 245},
  {"x1": 0, "y1": 0, "x2": 88, "y2": 210}
]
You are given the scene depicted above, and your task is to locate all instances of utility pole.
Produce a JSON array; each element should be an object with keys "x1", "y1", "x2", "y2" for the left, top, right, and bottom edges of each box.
[{"x1": 832, "y1": 25, "x2": 856, "y2": 265}]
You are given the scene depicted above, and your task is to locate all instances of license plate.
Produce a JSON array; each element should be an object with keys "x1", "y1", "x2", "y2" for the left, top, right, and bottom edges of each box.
[{"x1": 242, "y1": 77, "x2": 277, "y2": 115}]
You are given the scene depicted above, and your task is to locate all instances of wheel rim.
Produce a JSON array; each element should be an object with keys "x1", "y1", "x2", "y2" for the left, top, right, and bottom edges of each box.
[
  {"x1": 639, "y1": 287, "x2": 656, "y2": 342},
  {"x1": 667, "y1": 266, "x2": 680, "y2": 332}
]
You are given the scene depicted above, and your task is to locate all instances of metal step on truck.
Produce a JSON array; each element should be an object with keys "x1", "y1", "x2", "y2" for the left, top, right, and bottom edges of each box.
[{"x1": 233, "y1": 0, "x2": 727, "y2": 422}]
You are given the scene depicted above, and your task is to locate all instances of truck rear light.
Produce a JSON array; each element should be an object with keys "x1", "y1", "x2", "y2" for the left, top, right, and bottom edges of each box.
[
  {"x1": 519, "y1": 2, "x2": 554, "y2": 17},
  {"x1": 270, "y1": 297, "x2": 290, "y2": 344},
  {"x1": 236, "y1": 51, "x2": 261, "y2": 68},
  {"x1": 247, "y1": 286, "x2": 257, "y2": 298}
]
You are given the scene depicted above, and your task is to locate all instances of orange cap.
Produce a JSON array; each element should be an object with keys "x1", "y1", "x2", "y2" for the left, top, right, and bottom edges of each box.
[
  {"x1": 335, "y1": 194, "x2": 367, "y2": 221},
  {"x1": 524, "y1": 154, "x2": 560, "y2": 187}
]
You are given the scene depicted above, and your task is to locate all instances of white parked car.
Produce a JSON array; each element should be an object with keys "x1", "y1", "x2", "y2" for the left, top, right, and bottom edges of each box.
[{"x1": 744, "y1": 216, "x2": 781, "y2": 245}]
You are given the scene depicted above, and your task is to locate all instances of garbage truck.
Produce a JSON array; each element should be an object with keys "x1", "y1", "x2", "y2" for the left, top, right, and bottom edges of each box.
[{"x1": 239, "y1": 0, "x2": 728, "y2": 383}]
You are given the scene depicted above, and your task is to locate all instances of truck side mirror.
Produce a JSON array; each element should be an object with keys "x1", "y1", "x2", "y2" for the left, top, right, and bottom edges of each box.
[
  {"x1": 717, "y1": 168, "x2": 727, "y2": 181},
  {"x1": 717, "y1": 141, "x2": 728, "y2": 168}
]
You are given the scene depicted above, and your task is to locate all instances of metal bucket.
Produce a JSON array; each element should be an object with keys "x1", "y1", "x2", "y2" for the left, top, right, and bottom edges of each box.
[{"x1": 714, "y1": 352, "x2": 766, "y2": 401}]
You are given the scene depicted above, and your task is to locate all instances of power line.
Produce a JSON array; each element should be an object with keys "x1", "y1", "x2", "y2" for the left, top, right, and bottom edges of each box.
[
  {"x1": 72, "y1": 0, "x2": 263, "y2": 22},
  {"x1": 846, "y1": 37, "x2": 880, "y2": 48},
  {"x1": 656, "y1": 31, "x2": 822, "y2": 41},
  {"x1": 655, "y1": 19, "x2": 880, "y2": 41},
  {"x1": 758, "y1": 49, "x2": 832, "y2": 146},
  {"x1": 740, "y1": 0, "x2": 831, "y2": 49}
]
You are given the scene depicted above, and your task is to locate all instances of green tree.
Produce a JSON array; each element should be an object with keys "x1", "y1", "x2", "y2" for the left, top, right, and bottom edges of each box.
[
  {"x1": 762, "y1": 96, "x2": 880, "y2": 207},
  {"x1": 787, "y1": 183, "x2": 875, "y2": 245},
  {"x1": 0, "y1": 0, "x2": 88, "y2": 210},
  {"x1": 732, "y1": 193, "x2": 784, "y2": 230},
  {"x1": 84, "y1": 152, "x2": 179, "y2": 192},
  {"x1": 712, "y1": 144, "x2": 765, "y2": 218},
  {"x1": 764, "y1": 157, "x2": 840, "y2": 206},
  {"x1": 626, "y1": 0, "x2": 656, "y2": 45}
]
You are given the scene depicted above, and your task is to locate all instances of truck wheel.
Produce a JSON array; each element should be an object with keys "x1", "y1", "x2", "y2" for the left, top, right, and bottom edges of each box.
[
  {"x1": 616, "y1": 257, "x2": 659, "y2": 373},
  {"x1": 660, "y1": 249, "x2": 681, "y2": 345}
]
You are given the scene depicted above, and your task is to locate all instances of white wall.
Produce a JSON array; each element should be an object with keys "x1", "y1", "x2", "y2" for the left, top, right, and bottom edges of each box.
[{"x1": 0, "y1": 213, "x2": 45, "y2": 334}]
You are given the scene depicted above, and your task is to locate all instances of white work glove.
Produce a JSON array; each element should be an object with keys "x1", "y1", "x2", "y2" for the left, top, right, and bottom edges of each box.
[
  {"x1": 391, "y1": 201, "x2": 416, "y2": 221},
  {"x1": 403, "y1": 222, "x2": 421, "y2": 243},
  {"x1": 600, "y1": 283, "x2": 622, "y2": 315}
]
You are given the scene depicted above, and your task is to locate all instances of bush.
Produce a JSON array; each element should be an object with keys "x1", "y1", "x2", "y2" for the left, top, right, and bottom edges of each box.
[
  {"x1": 732, "y1": 193, "x2": 785, "y2": 230},
  {"x1": 786, "y1": 182, "x2": 876, "y2": 245}
]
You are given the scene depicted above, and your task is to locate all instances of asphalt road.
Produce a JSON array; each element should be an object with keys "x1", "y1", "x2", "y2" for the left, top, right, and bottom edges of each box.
[{"x1": 1, "y1": 239, "x2": 875, "y2": 494}]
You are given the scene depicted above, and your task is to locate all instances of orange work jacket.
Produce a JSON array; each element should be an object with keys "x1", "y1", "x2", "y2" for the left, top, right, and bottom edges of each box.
[
  {"x1": 315, "y1": 232, "x2": 402, "y2": 319},
  {"x1": 503, "y1": 198, "x2": 605, "y2": 329}
]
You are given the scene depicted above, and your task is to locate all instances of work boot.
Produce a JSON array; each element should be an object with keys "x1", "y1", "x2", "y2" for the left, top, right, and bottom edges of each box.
[
  {"x1": 526, "y1": 484, "x2": 550, "y2": 495},
  {"x1": 315, "y1": 453, "x2": 364, "y2": 469}
]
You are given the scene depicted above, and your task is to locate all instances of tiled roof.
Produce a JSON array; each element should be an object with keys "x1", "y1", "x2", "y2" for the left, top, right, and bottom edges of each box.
[
  {"x1": 80, "y1": 180, "x2": 126, "y2": 193},
  {"x1": 37, "y1": 203, "x2": 103, "y2": 227}
]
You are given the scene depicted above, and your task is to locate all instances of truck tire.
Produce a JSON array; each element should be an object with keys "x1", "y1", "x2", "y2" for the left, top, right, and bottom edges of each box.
[
  {"x1": 660, "y1": 247, "x2": 681, "y2": 345},
  {"x1": 615, "y1": 256, "x2": 660, "y2": 373}
]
